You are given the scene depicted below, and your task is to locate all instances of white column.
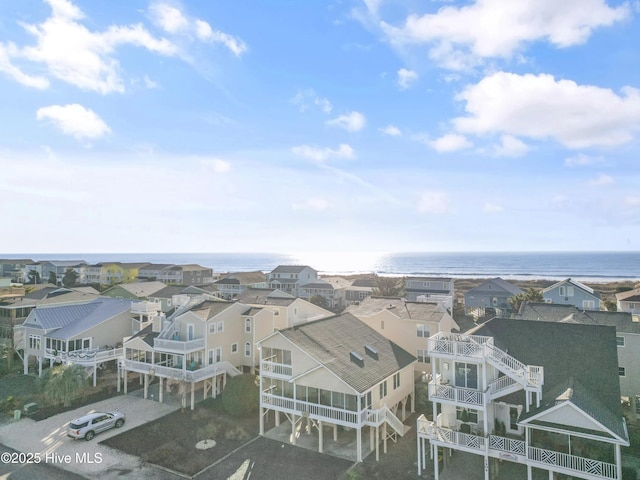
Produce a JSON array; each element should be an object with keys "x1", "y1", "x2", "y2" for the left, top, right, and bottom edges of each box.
[
  {"x1": 375, "y1": 425, "x2": 379, "y2": 461},
  {"x1": 190, "y1": 382, "x2": 195, "y2": 410},
  {"x1": 124, "y1": 369, "x2": 128, "y2": 393},
  {"x1": 356, "y1": 427, "x2": 362, "y2": 462},
  {"x1": 291, "y1": 414, "x2": 297, "y2": 445},
  {"x1": 527, "y1": 465, "x2": 532, "y2": 480},
  {"x1": 143, "y1": 374, "x2": 149, "y2": 399},
  {"x1": 117, "y1": 363, "x2": 121, "y2": 392},
  {"x1": 159, "y1": 377, "x2": 163, "y2": 403},
  {"x1": 484, "y1": 456, "x2": 489, "y2": 480},
  {"x1": 417, "y1": 435, "x2": 422, "y2": 476},
  {"x1": 260, "y1": 407, "x2": 264, "y2": 435},
  {"x1": 318, "y1": 420, "x2": 323, "y2": 454},
  {"x1": 434, "y1": 445, "x2": 439, "y2": 480},
  {"x1": 93, "y1": 364, "x2": 97, "y2": 387},
  {"x1": 616, "y1": 443, "x2": 622, "y2": 480}
]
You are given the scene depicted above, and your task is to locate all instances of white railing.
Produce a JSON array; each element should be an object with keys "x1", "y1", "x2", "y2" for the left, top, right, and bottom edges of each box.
[
  {"x1": 528, "y1": 447, "x2": 617, "y2": 479},
  {"x1": 415, "y1": 417, "x2": 485, "y2": 452},
  {"x1": 154, "y1": 337, "x2": 205, "y2": 352},
  {"x1": 488, "y1": 375, "x2": 519, "y2": 396},
  {"x1": 428, "y1": 333, "x2": 492, "y2": 359},
  {"x1": 376, "y1": 405, "x2": 405, "y2": 436},
  {"x1": 489, "y1": 435, "x2": 525, "y2": 456},
  {"x1": 48, "y1": 347, "x2": 123, "y2": 365},
  {"x1": 261, "y1": 393, "x2": 359, "y2": 425},
  {"x1": 484, "y1": 343, "x2": 543, "y2": 389},
  {"x1": 131, "y1": 301, "x2": 161, "y2": 314},
  {"x1": 428, "y1": 383, "x2": 486, "y2": 406},
  {"x1": 260, "y1": 361, "x2": 293, "y2": 378},
  {"x1": 123, "y1": 359, "x2": 238, "y2": 382}
]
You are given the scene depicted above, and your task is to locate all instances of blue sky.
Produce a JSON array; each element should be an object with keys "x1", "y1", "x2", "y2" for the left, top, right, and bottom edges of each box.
[{"x1": 1, "y1": 0, "x2": 640, "y2": 254}]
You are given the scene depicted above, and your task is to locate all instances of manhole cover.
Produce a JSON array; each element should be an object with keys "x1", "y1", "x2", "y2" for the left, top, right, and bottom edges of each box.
[{"x1": 196, "y1": 439, "x2": 217, "y2": 450}]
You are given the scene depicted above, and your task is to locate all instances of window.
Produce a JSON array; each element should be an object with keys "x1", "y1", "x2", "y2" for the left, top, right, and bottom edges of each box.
[
  {"x1": 455, "y1": 362, "x2": 478, "y2": 389},
  {"x1": 244, "y1": 342, "x2": 251, "y2": 357},
  {"x1": 619, "y1": 367, "x2": 626, "y2": 377},
  {"x1": 393, "y1": 372, "x2": 400, "y2": 389},
  {"x1": 417, "y1": 324, "x2": 430, "y2": 337},
  {"x1": 82, "y1": 338, "x2": 91, "y2": 349},
  {"x1": 231, "y1": 343, "x2": 238, "y2": 354},
  {"x1": 559, "y1": 286, "x2": 565, "y2": 296},
  {"x1": 217, "y1": 321, "x2": 224, "y2": 332},
  {"x1": 29, "y1": 334, "x2": 41, "y2": 350},
  {"x1": 362, "y1": 391, "x2": 372, "y2": 410},
  {"x1": 417, "y1": 349, "x2": 430, "y2": 363},
  {"x1": 617, "y1": 336, "x2": 625, "y2": 347},
  {"x1": 583, "y1": 300, "x2": 595, "y2": 309},
  {"x1": 509, "y1": 407, "x2": 519, "y2": 430},
  {"x1": 379, "y1": 381, "x2": 387, "y2": 399},
  {"x1": 209, "y1": 323, "x2": 217, "y2": 334},
  {"x1": 245, "y1": 318, "x2": 251, "y2": 333},
  {"x1": 630, "y1": 303, "x2": 636, "y2": 309},
  {"x1": 456, "y1": 407, "x2": 478, "y2": 424}
]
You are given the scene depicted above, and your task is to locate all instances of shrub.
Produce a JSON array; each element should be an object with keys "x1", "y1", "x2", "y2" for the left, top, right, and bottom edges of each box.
[{"x1": 222, "y1": 374, "x2": 259, "y2": 417}]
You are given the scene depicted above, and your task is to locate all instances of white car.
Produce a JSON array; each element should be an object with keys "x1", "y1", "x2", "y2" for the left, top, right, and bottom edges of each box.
[{"x1": 67, "y1": 411, "x2": 126, "y2": 441}]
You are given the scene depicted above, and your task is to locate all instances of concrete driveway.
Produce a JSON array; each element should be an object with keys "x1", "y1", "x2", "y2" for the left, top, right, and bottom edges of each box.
[{"x1": 0, "y1": 395, "x2": 179, "y2": 479}]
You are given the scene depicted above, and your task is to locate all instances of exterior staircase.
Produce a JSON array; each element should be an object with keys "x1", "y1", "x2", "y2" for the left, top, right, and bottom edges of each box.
[{"x1": 484, "y1": 342, "x2": 543, "y2": 395}]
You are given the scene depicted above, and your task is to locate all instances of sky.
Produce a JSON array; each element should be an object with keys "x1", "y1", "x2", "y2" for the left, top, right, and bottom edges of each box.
[{"x1": 1, "y1": 0, "x2": 640, "y2": 254}]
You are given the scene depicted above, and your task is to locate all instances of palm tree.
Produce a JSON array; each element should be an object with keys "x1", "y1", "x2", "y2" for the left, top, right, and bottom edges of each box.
[
  {"x1": 372, "y1": 275, "x2": 404, "y2": 297},
  {"x1": 40, "y1": 364, "x2": 88, "y2": 407},
  {"x1": 509, "y1": 287, "x2": 544, "y2": 313}
]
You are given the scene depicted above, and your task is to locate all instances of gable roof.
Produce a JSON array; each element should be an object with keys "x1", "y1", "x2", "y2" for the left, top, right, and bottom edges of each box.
[
  {"x1": 215, "y1": 271, "x2": 266, "y2": 286},
  {"x1": 519, "y1": 377, "x2": 627, "y2": 441},
  {"x1": 102, "y1": 281, "x2": 167, "y2": 298},
  {"x1": 127, "y1": 324, "x2": 159, "y2": 347},
  {"x1": 237, "y1": 288, "x2": 297, "y2": 307},
  {"x1": 184, "y1": 299, "x2": 235, "y2": 320},
  {"x1": 465, "y1": 277, "x2": 523, "y2": 296},
  {"x1": 270, "y1": 265, "x2": 314, "y2": 274},
  {"x1": 516, "y1": 302, "x2": 640, "y2": 334},
  {"x1": 543, "y1": 278, "x2": 599, "y2": 298},
  {"x1": 346, "y1": 296, "x2": 448, "y2": 323},
  {"x1": 27, "y1": 298, "x2": 131, "y2": 339},
  {"x1": 277, "y1": 312, "x2": 415, "y2": 393},
  {"x1": 471, "y1": 318, "x2": 623, "y2": 430},
  {"x1": 615, "y1": 288, "x2": 640, "y2": 301}
]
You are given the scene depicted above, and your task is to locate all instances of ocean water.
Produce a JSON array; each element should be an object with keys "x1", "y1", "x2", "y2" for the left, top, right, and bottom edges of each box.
[{"x1": 2, "y1": 251, "x2": 639, "y2": 282}]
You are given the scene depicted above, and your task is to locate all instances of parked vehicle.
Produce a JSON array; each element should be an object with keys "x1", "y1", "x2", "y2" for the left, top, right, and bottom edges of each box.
[{"x1": 67, "y1": 411, "x2": 125, "y2": 441}]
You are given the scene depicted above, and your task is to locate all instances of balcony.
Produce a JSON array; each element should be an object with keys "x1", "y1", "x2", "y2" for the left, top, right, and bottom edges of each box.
[
  {"x1": 131, "y1": 301, "x2": 161, "y2": 315},
  {"x1": 46, "y1": 347, "x2": 123, "y2": 365},
  {"x1": 428, "y1": 380, "x2": 486, "y2": 407},
  {"x1": 427, "y1": 333, "x2": 492, "y2": 360},
  {"x1": 260, "y1": 360, "x2": 293, "y2": 379},
  {"x1": 528, "y1": 446, "x2": 617, "y2": 480},
  {"x1": 261, "y1": 392, "x2": 359, "y2": 426},
  {"x1": 123, "y1": 359, "x2": 240, "y2": 382},
  {"x1": 416, "y1": 416, "x2": 486, "y2": 453},
  {"x1": 154, "y1": 337, "x2": 205, "y2": 353}
]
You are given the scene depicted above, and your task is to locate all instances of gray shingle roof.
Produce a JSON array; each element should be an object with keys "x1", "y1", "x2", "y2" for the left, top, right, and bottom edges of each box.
[
  {"x1": 128, "y1": 324, "x2": 159, "y2": 347},
  {"x1": 237, "y1": 288, "x2": 297, "y2": 306},
  {"x1": 29, "y1": 298, "x2": 131, "y2": 339},
  {"x1": 472, "y1": 317, "x2": 625, "y2": 440},
  {"x1": 278, "y1": 312, "x2": 416, "y2": 393},
  {"x1": 270, "y1": 265, "x2": 313, "y2": 274},
  {"x1": 465, "y1": 277, "x2": 524, "y2": 296},
  {"x1": 346, "y1": 296, "x2": 447, "y2": 323}
]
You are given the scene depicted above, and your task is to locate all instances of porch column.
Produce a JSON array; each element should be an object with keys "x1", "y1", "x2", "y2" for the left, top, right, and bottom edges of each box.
[
  {"x1": 139, "y1": 372, "x2": 143, "y2": 385},
  {"x1": 527, "y1": 465, "x2": 532, "y2": 480},
  {"x1": 616, "y1": 443, "x2": 622, "y2": 480},
  {"x1": 143, "y1": 374, "x2": 149, "y2": 399},
  {"x1": 117, "y1": 363, "x2": 121, "y2": 393},
  {"x1": 275, "y1": 410, "x2": 280, "y2": 427},
  {"x1": 383, "y1": 422, "x2": 388, "y2": 453},
  {"x1": 38, "y1": 356, "x2": 42, "y2": 376},
  {"x1": 260, "y1": 407, "x2": 264, "y2": 435},
  {"x1": 548, "y1": 469, "x2": 553, "y2": 480},
  {"x1": 23, "y1": 355, "x2": 28, "y2": 375},
  {"x1": 124, "y1": 369, "x2": 128, "y2": 393},
  {"x1": 190, "y1": 382, "x2": 195, "y2": 410},
  {"x1": 318, "y1": 420, "x2": 323, "y2": 454},
  {"x1": 434, "y1": 444, "x2": 439, "y2": 480},
  {"x1": 370, "y1": 426, "x2": 375, "y2": 455},
  {"x1": 333, "y1": 424, "x2": 338, "y2": 441},
  {"x1": 417, "y1": 434, "x2": 422, "y2": 476},
  {"x1": 484, "y1": 456, "x2": 489, "y2": 480},
  {"x1": 356, "y1": 427, "x2": 362, "y2": 462},
  {"x1": 375, "y1": 425, "x2": 379, "y2": 461},
  {"x1": 159, "y1": 377, "x2": 163, "y2": 403},
  {"x1": 291, "y1": 414, "x2": 297, "y2": 445},
  {"x1": 93, "y1": 364, "x2": 97, "y2": 387}
]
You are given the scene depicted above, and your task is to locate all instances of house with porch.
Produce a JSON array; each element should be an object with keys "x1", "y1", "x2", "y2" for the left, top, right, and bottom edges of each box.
[
  {"x1": 346, "y1": 296, "x2": 459, "y2": 381},
  {"x1": 615, "y1": 288, "x2": 640, "y2": 317},
  {"x1": 17, "y1": 298, "x2": 132, "y2": 386},
  {"x1": 515, "y1": 302, "x2": 640, "y2": 420},
  {"x1": 214, "y1": 271, "x2": 267, "y2": 299},
  {"x1": 542, "y1": 278, "x2": 601, "y2": 310},
  {"x1": 417, "y1": 318, "x2": 629, "y2": 480},
  {"x1": 258, "y1": 312, "x2": 416, "y2": 462},
  {"x1": 464, "y1": 277, "x2": 523, "y2": 319},
  {"x1": 267, "y1": 265, "x2": 318, "y2": 294},
  {"x1": 404, "y1": 277, "x2": 455, "y2": 306}
]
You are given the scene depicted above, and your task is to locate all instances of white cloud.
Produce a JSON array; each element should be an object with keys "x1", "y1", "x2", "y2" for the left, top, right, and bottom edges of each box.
[
  {"x1": 194, "y1": 20, "x2": 247, "y2": 56},
  {"x1": 149, "y1": 2, "x2": 189, "y2": 34},
  {"x1": 143, "y1": 75, "x2": 158, "y2": 89},
  {"x1": 564, "y1": 153, "x2": 604, "y2": 167},
  {"x1": 380, "y1": 125, "x2": 402, "y2": 136},
  {"x1": 200, "y1": 158, "x2": 231, "y2": 173},
  {"x1": 492, "y1": 134, "x2": 529, "y2": 157},
  {"x1": 429, "y1": 133, "x2": 472, "y2": 152},
  {"x1": 453, "y1": 72, "x2": 640, "y2": 148},
  {"x1": 290, "y1": 89, "x2": 332, "y2": 114},
  {"x1": 397, "y1": 68, "x2": 418, "y2": 89},
  {"x1": 626, "y1": 196, "x2": 640, "y2": 206},
  {"x1": 588, "y1": 173, "x2": 614, "y2": 186},
  {"x1": 326, "y1": 111, "x2": 367, "y2": 132},
  {"x1": 292, "y1": 197, "x2": 332, "y2": 212},
  {"x1": 380, "y1": 0, "x2": 629, "y2": 69},
  {"x1": 483, "y1": 202, "x2": 504, "y2": 213},
  {"x1": 0, "y1": 42, "x2": 49, "y2": 89},
  {"x1": 417, "y1": 191, "x2": 452, "y2": 215},
  {"x1": 291, "y1": 144, "x2": 355, "y2": 162},
  {"x1": 36, "y1": 103, "x2": 111, "y2": 140},
  {"x1": 16, "y1": 0, "x2": 177, "y2": 94}
]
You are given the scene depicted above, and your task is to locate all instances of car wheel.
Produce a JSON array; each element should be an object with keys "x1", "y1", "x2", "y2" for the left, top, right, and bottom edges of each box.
[
  {"x1": 115, "y1": 419, "x2": 124, "y2": 428},
  {"x1": 85, "y1": 431, "x2": 95, "y2": 441}
]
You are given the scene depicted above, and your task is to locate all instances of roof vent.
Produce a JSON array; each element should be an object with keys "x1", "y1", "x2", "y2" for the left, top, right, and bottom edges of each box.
[
  {"x1": 365, "y1": 345, "x2": 378, "y2": 360},
  {"x1": 350, "y1": 351, "x2": 365, "y2": 367}
]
